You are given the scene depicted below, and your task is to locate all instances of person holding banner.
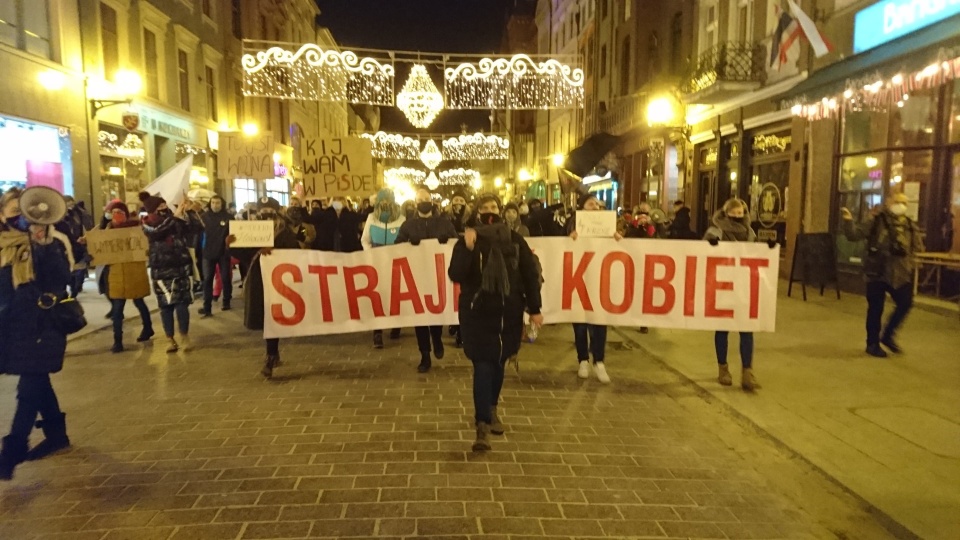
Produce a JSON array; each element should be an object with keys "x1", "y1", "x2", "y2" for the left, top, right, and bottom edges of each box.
[
  {"x1": 362, "y1": 189, "x2": 406, "y2": 349},
  {"x1": 704, "y1": 198, "x2": 761, "y2": 391},
  {"x1": 396, "y1": 189, "x2": 458, "y2": 373},
  {"x1": 100, "y1": 200, "x2": 154, "y2": 353},
  {"x1": 199, "y1": 195, "x2": 234, "y2": 317},
  {"x1": 449, "y1": 194, "x2": 543, "y2": 452},
  {"x1": 140, "y1": 192, "x2": 202, "y2": 353}
]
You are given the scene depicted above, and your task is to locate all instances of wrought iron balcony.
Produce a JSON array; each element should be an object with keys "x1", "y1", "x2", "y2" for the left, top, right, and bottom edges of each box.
[
  {"x1": 598, "y1": 93, "x2": 645, "y2": 136},
  {"x1": 680, "y1": 42, "x2": 766, "y2": 104}
]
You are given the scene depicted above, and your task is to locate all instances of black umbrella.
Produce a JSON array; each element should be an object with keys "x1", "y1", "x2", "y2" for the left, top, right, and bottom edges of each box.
[{"x1": 562, "y1": 132, "x2": 623, "y2": 178}]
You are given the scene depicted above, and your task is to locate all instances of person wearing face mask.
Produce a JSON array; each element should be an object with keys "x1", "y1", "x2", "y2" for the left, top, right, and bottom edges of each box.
[
  {"x1": 396, "y1": 189, "x2": 458, "y2": 372},
  {"x1": 361, "y1": 189, "x2": 406, "y2": 348},
  {"x1": 668, "y1": 200, "x2": 696, "y2": 239},
  {"x1": 314, "y1": 196, "x2": 363, "y2": 252},
  {"x1": 284, "y1": 205, "x2": 316, "y2": 250},
  {"x1": 842, "y1": 192, "x2": 923, "y2": 358},
  {"x1": 55, "y1": 196, "x2": 90, "y2": 299},
  {"x1": 198, "y1": 195, "x2": 234, "y2": 317},
  {"x1": 139, "y1": 192, "x2": 202, "y2": 353},
  {"x1": 625, "y1": 204, "x2": 662, "y2": 239},
  {"x1": 704, "y1": 198, "x2": 761, "y2": 391},
  {"x1": 448, "y1": 194, "x2": 544, "y2": 452},
  {"x1": 446, "y1": 192, "x2": 470, "y2": 236},
  {"x1": 502, "y1": 202, "x2": 530, "y2": 237},
  {"x1": 0, "y1": 187, "x2": 74, "y2": 480}
]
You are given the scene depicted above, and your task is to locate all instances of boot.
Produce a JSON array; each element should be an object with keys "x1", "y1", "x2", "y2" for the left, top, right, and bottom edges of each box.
[
  {"x1": 262, "y1": 355, "x2": 279, "y2": 378},
  {"x1": 0, "y1": 436, "x2": 29, "y2": 481},
  {"x1": 111, "y1": 341, "x2": 124, "y2": 353},
  {"x1": 373, "y1": 332, "x2": 384, "y2": 349},
  {"x1": 197, "y1": 307, "x2": 212, "y2": 318},
  {"x1": 179, "y1": 334, "x2": 191, "y2": 352},
  {"x1": 136, "y1": 328, "x2": 154, "y2": 342},
  {"x1": 489, "y1": 407, "x2": 504, "y2": 435},
  {"x1": 221, "y1": 300, "x2": 232, "y2": 311},
  {"x1": 455, "y1": 332, "x2": 463, "y2": 348},
  {"x1": 472, "y1": 422, "x2": 492, "y2": 452},
  {"x1": 26, "y1": 413, "x2": 70, "y2": 461},
  {"x1": 433, "y1": 335, "x2": 445, "y2": 360},
  {"x1": 866, "y1": 344, "x2": 888, "y2": 358},
  {"x1": 389, "y1": 328, "x2": 401, "y2": 340},
  {"x1": 718, "y1": 364, "x2": 732, "y2": 386},
  {"x1": 166, "y1": 337, "x2": 179, "y2": 353},
  {"x1": 417, "y1": 352, "x2": 431, "y2": 373},
  {"x1": 741, "y1": 368, "x2": 760, "y2": 392},
  {"x1": 880, "y1": 336, "x2": 902, "y2": 354}
]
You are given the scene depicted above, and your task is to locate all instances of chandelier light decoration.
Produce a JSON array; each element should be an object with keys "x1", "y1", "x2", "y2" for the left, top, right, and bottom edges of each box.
[
  {"x1": 444, "y1": 54, "x2": 584, "y2": 109},
  {"x1": 442, "y1": 132, "x2": 509, "y2": 160},
  {"x1": 384, "y1": 167, "x2": 427, "y2": 186},
  {"x1": 396, "y1": 64, "x2": 445, "y2": 128},
  {"x1": 241, "y1": 42, "x2": 394, "y2": 104},
  {"x1": 420, "y1": 139, "x2": 443, "y2": 169},
  {"x1": 425, "y1": 171, "x2": 440, "y2": 190},
  {"x1": 439, "y1": 168, "x2": 481, "y2": 186},
  {"x1": 360, "y1": 131, "x2": 421, "y2": 160}
]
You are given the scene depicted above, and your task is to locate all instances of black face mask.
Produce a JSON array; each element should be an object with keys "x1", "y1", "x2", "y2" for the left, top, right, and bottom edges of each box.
[
  {"x1": 477, "y1": 212, "x2": 502, "y2": 226},
  {"x1": 259, "y1": 213, "x2": 277, "y2": 221},
  {"x1": 416, "y1": 202, "x2": 434, "y2": 215},
  {"x1": 158, "y1": 209, "x2": 173, "y2": 218},
  {"x1": 7, "y1": 214, "x2": 30, "y2": 232}
]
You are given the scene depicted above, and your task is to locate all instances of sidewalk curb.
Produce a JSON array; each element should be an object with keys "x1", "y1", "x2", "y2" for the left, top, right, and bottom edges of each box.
[{"x1": 609, "y1": 325, "x2": 922, "y2": 540}]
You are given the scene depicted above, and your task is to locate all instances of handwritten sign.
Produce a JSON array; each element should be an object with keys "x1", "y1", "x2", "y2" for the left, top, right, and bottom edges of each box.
[
  {"x1": 300, "y1": 137, "x2": 376, "y2": 198},
  {"x1": 230, "y1": 221, "x2": 275, "y2": 248},
  {"x1": 86, "y1": 227, "x2": 148, "y2": 266},
  {"x1": 219, "y1": 132, "x2": 275, "y2": 180},
  {"x1": 576, "y1": 211, "x2": 617, "y2": 238}
]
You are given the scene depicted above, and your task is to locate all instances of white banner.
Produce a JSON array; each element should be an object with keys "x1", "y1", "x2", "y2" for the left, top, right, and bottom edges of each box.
[{"x1": 260, "y1": 239, "x2": 780, "y2": 339}]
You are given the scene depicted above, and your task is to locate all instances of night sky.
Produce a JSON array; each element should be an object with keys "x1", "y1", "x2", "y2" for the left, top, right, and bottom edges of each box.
[{"x1": 315, "y1": 0, "x2": 514, "y2": 133}]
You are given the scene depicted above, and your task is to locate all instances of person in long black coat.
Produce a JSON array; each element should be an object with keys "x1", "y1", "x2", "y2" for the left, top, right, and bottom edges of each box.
[
  {"x1": 448, "y1": 194, "x2": 543, "y2": 452},
  {"x1": 199, "y1": 195, "x2": 234, "y2": 316},
  {"x1": 313, "y1": 197, "x2": 363, "y2": 252}
]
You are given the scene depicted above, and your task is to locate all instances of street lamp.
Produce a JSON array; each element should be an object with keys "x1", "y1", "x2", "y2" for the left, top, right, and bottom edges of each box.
[
  {"x1": 242, "y1": 123, "x2": 259, "y2": 136},
  {"x1": 551, "y1": 153, "x2": 565, "y2": 167},
  {"x1": 494, "y1": 176, "x2": 504, "y2": 188},
  {"x1": 38, "y1": 70, "x2": 66, "y2": 91},
  {"x1": 646, "y1": 96, "x2": 677, "y2": 127},
  {"x1": 518, "y1": 168, "x2": 532, "y2": 181},
  {"x1": 89, "y1": 70, "x2": 142, "y2": 118}
]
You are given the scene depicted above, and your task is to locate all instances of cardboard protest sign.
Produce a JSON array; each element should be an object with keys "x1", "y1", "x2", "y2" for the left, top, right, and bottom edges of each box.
[
  {"x1": 300, "y1": 137, "x2": 376, "y2": 198},
  {"x1": 260, "y1": 238, "x2": 781, "y2": 339},
  {"x1": 218, "y1": 132, "x2": 275, "y2": 180},
  {"x1": 229, "y1": 221, "x2": 275, "y2": 248},
  {"x1": 86, "y1": 227, "x2": 148, "y2": 266},
  {"x1": 576, "y1": 211, "x2": 617, "y2": 238}
]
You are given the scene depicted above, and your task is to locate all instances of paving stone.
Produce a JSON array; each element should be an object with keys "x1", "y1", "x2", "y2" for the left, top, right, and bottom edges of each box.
[
  {"x1": 405, "y1": 501, "x2": 466, "y2": 517},
  {"x1": 344, "y1": 502, "x2": 406, "y2": 519},
  {"x1": 415, "y1": 517, "x2": 480, "y2": 535},
  {"x1": 658, "y1": 520, "x2": 726, "y2": 538},
  {"x1": 375, "y1": 518, "x2": 417, "y2": 537},
  {"x1": 214, "y1": 505, "x2": 281, "y2": 522},
  {"x1": 242, "y1": 520, "x2": 312, "y2": 539}
]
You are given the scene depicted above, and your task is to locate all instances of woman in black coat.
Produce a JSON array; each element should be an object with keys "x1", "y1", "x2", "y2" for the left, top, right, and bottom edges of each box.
[
  {"x1": 313, "y1": 196, "x2": 363, "y2": 252},
  {"x1": 448, "y1": 194, "x2": 543, "y2": 452},
  {"x1": 0, "y1": 188, "x2": 73, "y2": 480}
]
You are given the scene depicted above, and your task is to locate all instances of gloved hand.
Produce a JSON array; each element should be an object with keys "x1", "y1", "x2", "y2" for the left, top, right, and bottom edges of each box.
[
  {"x1": 410, "y1": 238, "x2": 421, "y2": 246},
  {"x1": 767, "y1": 240, "x2": 778, "y2": 248},
  {"x1": 708, "y1": 237, "x2": 719, "y2": 246},
  {"x1": 438, "y1": 236, "x2": 450, "y2": 244}
]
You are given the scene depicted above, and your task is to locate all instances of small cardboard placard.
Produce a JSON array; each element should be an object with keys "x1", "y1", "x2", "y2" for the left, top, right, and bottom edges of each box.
[
  {"x1": 218, "y1": 132, "x2": 275, "y2": 180},
  {"x1": 300, "y1": 137, "x2": 377, "y2": 198},
  {"x1": 230, "y1": 221, "x2": 275, "y2": 248},
  {"x1": 86, "y1": 227, "x2": 149, "y2": 266},
  {"x1": 576, "y1": 211, "x2": 617, "y2": 238}
]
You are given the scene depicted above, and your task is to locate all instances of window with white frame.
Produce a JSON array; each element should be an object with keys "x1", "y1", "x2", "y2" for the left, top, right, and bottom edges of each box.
[
  {"x1": 205, "y1": 65, "x2": 218, "y2": 122},
  {"x1": 177, "y1": 49, "x2": 190, "y2": 111},
  {"x1": 700, "y1": 1, "x2": 718, "y2": 52},
  {"x1": 734, "y1": 0, "x2": 753, "y2": 43},
  {"x1": 265, "y1": 178, "x2": 289, "y2": 206},
  {"x1": 0, "y1": 0, "x2": 52, "y2": 59},
  {"x1": 101, "y1": 2, "x2": 120, "y2": 78},
  {"x1": 143, "y1": 29, "x2": 160, "y2": 99},
  {"x1": 233, "y1": 178, "x2": 257, "y2": 211},
  {"x1": 140, "y1": 2, "x2": 169, "y2": 102}
]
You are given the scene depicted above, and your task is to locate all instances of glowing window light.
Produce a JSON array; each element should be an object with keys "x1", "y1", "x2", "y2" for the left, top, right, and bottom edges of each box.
[{"x1": 420, "y1": 139, "x2": 443, "y2": 170}]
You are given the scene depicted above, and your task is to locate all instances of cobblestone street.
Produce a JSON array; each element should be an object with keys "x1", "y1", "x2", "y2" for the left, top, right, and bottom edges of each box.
[{"x1": 0, "y1": 309, "x2": 900, "y2": 539}]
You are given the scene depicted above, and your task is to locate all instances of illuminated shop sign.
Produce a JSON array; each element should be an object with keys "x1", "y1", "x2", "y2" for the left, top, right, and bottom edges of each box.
[{"x1": 854, "y1": 0, "x2": 960, "y2": 53}]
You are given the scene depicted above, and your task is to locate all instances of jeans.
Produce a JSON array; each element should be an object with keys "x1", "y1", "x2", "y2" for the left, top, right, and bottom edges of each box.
[
  {"x1": 715, "y1": 332, "x2": 754, "y2": 368},
  {"x1": 160, "y1": 303, "x2": 190, "y2": 337},
  {"x1": 202, "y1": 255, "x2": 233, "y2": 310},
  {"x1": 111, "y1": 298, "x2": 152, "y2": 341},
  {"x1": 471, "y1": 359, "x2": 505, "y2": 425},
  {"x1": 573, "y1": 323, "x2": 607, "y2": 363},
  {"x1": 9, "y1": 374, "x2": 62, "y2": 440},
  {"x1": 414, "y1": 326, "x2": 443, "y2": 353},
  {"x1": 266, "y1": 338, "x2": 279, "y2": 356},
  {"x1": 866, "y1": 282, "x2": 913, "y2": 346}
]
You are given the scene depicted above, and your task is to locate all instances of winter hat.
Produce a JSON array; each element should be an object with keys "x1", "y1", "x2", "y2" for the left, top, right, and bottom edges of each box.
[
  {"x1": 450, "y1": 190, "x2": 467, "y2": 202},
  {"x1": 577, "y1": 192, "x2": 599, "y2": 210},
  {"x1": 475, "y1": 193, "x2": 503, "y2": 213},
  {"x1": 104, "y1": 199, "x2": 128, "y2": 216},
  {"x1": 504, "y1": 202, "x2": 520, "y2": 215},
  {"x1": 138, "y1": 191, "x2": 166, "y2": 214},
  {"x1": 257, "y1": 197, "x2": 281, "y2": 212},
  {"x1": 375, "y1": 188, "x2": 395, "y2": 206}
]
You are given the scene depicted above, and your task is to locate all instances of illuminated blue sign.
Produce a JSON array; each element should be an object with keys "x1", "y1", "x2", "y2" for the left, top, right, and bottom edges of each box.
[{"x1": 853, "y1": 0, "x2": 960, "y2": 53}]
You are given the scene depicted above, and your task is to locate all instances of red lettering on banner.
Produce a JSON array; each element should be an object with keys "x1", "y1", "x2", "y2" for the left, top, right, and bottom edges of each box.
[
  {"x1": 641, "y1": 254, "x2": 675, "y2": 314},
  {"x1": 705, "y1": 257, "x2": 735, "y2": 318},
  {"x1": 308, "y1": 265, "x2": 339, "y2": 322},
  {"x1": 390, "y1": 258, "x2": 425, "y2": 316},
  {"x1": 271, "y1": 264, "x2": 305, "y2": 325},
  {"x1": 562, "y1": 251, "x2": 595, "y2": 310},
  {"x1": 599, "y1": 252, "x2": 634, "y2": 314},
  {"x1": 343, "y1": 265, "x2": 385, "y2": 320},
  {"x1": 424, "y1": 253, "x2": 447, "y2": 314},
  {"x1": 684, "y1": 256, "x2": 697, "y2": 317},
  {"x1": 739, "y1": 257, "x2": 769, "y2": 319}
]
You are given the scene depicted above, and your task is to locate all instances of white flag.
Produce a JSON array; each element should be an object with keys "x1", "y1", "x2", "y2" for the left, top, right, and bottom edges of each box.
[
  {"x1": 787, "y1": 0, "x2": 832, "y2": 58},
  {"x1": 143, "y1": 155, "x2": 193, "y2": 207}
]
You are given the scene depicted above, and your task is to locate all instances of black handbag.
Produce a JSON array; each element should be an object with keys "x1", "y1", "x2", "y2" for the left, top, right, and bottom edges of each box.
[{"x1": 38, "y1": 293, "x2": 88, "y2": 335}]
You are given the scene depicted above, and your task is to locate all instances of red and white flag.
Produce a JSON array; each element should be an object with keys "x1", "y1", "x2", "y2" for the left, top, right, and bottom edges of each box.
[{"x1": 786, "y1": 0, "x2": 833, "y2": 58}]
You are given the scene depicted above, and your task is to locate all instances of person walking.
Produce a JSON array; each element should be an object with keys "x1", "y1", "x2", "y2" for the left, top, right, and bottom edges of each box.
[
  {"x1": 841, "y1": 192, "x2": 924, "y2": 357},
  {"x1": 446, "y1": 192, "x2": 470, "y2": 347},
  {"x1": 100, "y1": 200, "x2": 154, "y2": 352},
  {"x1": 314, "y1": 196, "x2": 363, "y2": 252},
  {"x1": 140, "y1": 192, "x2": 201, "y2": 353},
  {"x1": 199, "y1": 195, "x2": 233, "y2": 317},
  {"x1": 362, "y1": 189, "x2": 405, "y2": 348},
  {"x1": 704, "y1": 198, "x2": 760, "y2": 391},
  {"x1": 448, "y1": 194, "x2": 543, "y2": 452},
  {"x1": 569, "y1": 193, "x2": 623, "y2": 382},
  {"x1": 396, "y1": 189, "x2": 457, "y2": 372},
  {"x1": 55, "y1": 196, "x2": 90, "y2": 298},
  {"x1": 0, "y1": 188, "x2": 73, "y2": 480}
]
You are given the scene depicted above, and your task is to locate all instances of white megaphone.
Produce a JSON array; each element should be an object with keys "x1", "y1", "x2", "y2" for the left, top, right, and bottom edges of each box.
[{"x1": 19, "y1": 186, "x2": 67, "y2": 225}]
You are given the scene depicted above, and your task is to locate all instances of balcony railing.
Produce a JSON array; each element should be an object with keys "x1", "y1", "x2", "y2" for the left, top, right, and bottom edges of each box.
[
  {"x1": 598, "y1": 93, "x2": 645, "y2": 136},
  {"x1": 680, "y1": 42, "x2": 766, "y2": 96}
]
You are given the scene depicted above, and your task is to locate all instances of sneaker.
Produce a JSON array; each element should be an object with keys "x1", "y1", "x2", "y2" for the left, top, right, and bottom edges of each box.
[
  {"x1": 595, "y1": 362, "x2": 611, "y2": 384},
  {"x1": 577, "y1": 361, "x2": 590, "y2": 379},
  {"x1": 111, "y1": 342, "x2": 124, "y2": 354},
  {"x1": 866, "y1": 344, "x2": 888, "y2": 358},
  {"x1": 880, "y1": 337, "x2": 902, "y2": 354}
]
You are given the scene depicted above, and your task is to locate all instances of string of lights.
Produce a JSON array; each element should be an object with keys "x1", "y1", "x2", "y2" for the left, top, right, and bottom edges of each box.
[
  {"x1": 397, "y1": 64, "x2": 444, "y2": 128},
  {"x1": 439, "y1": 168, "x2": 480, "y2": 186},
  {"x1": 444, "y1": 54, "x2": 584, "y2": 109},
  {"x1": 384, "y1": 167, "x2": 427, "y2": 186},
  {"x1": 442, "y1": 132, "x2": 509, "y2": 160},
  {"x1": 419, "y1": 139, "x2": 443, "y2": 170},
  {"x1": 359, "y1": 132, "x2": 421, "y2": 160}
]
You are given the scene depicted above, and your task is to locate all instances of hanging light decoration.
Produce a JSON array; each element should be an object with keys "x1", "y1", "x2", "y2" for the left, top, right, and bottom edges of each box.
[
  {"x1": 397, "y1": 64, "x2": 444, "y2": 128},
  {"x1": 360, "y1": 131, "x2": 421, "y2": 160},
  {"x1": 420, "y1": 139, "x2": 443, "y2": 169},
  {"x1": 117, "y1": 133, "x2": 145, "y2": 165},
  {"x1": 439, "y1": 168, "x2": 480, "y2": 186},
  {"x1": 442, "y1": 133, "x2": 510, "y2": 160},
  {"x1": 425, "y1": 171, "x2": 440, "y2": 190},
  {"x1": 384, "y1": 167, "x2": 427, "y2": 186}
]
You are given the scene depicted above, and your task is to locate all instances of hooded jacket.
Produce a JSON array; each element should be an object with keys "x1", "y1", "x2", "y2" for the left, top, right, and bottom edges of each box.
[
  {"x1": 201, "y1": 198, "x2": 233, "y2": 259},
  {"x1": 704, "y1": 210, "x2": 757, "y2": 243},
  {"x1": 842, "y1": 209, "x2": 924, "y2": 288}
]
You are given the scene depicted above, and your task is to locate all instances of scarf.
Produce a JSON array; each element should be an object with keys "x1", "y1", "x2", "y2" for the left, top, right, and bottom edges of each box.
[
  {"x1": 0, "y1": 230, "x2": 35, "y2": 288},
  {"x1": 712, "y1": 211, "x2": 751, "y2": 242},
  {"x1": 474, "y1": 222, "x2": 514, "y2": 297}
]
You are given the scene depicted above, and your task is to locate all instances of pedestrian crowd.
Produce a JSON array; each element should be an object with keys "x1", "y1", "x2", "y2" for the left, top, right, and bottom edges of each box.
[{"x1": 0, "y1": 183, "x2": 922, "y2": 474}]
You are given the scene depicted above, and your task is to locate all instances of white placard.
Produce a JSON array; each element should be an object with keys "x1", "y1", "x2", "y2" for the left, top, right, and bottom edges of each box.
[
  {"x1": 230, "y1": 221, "x2": 275, "y2": 248},
  {"x1": 576, "y1": 211, "x2": 617, "y2": 238}
]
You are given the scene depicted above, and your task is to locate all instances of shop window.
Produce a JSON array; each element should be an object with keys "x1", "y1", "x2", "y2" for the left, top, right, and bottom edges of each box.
[
  {"x1": 143, "y1": 29, "x2": 160, "y2": 100},
  {"x1": 836, "y1": 154, "x2": 886, "y2": 264},
  {"x1": 889, "y1": 86, "x2": 938, "y2": 147},
  {"x1": 0, "y1": 115, "x2": 74, "y2": 196},
  {"x1": 233, "y1": 178, "x2": 257, "y2": 211},
  {"x1": 205, "y1": 66, "x2": 218, "y2": 122},
  {"x1": 890, "y1": 150, "x2": 933, "y2": 223},
  {"x1": 101, "y1": 3, "x2": 119, "y2": 78},
  {"x1": 842, "y1": 109, "x2": 889, "y2": 154},
  {"x1": 178, "y1": 49, "x2": 190, "y2": 111},
  {"x1": 265, "y1": 178, "x2": 289, "y2": 206},
  {"x1": 950, "y1": 81, "x2": 960, "y2": 143},
  {"x1": 0, "y1": 0, "x2": 51, "y2": 59}
]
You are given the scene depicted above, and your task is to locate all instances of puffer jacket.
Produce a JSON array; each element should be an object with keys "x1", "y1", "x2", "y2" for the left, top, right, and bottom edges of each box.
[
  {"x1": 143, "y1": 212, "x2": 202, "y2": 281},
  {"x1": 704, "y1": 210, "x2": 757, "y2": 243},
  {"x1": 396, "y1": 210, "x2": 458, "y2": 245},
  {"x1": 842, "y1": 209, "x2": 924, "y2": 288}
]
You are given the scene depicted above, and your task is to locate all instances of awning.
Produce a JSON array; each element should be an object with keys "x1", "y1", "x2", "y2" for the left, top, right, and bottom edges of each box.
[{"x1": 781, "y1": 13, "x2": 960, "y2": 103}]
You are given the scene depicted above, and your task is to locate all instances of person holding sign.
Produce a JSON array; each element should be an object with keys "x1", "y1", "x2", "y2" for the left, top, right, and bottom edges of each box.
[
  {"x1": 361, "y1": 189, "x2": 406, "y2": 349},
  {"x1": 568, "y1": 193, "x2": 623, "y2": 383},
  {"x1": 396, "y1": 189, "x2": 458, "y2": 373},
  {"x1": 448, "y1": 194, "x2": 543, "y2": 452},
  {"x1": 140, "y1": 192, "x2": 202, "y2": 354},
  {"x1": 100, "y1": 200, "x2": 154, "y2": 353}
]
